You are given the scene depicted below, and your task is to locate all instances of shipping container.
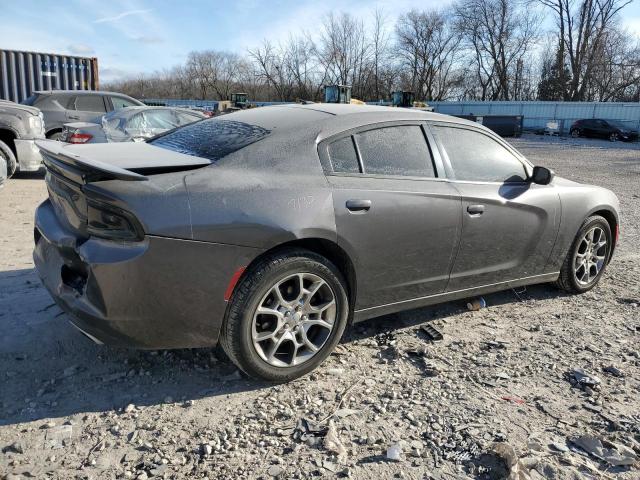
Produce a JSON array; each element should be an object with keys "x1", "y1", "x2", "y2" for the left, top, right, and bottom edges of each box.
[{"x1": 0, "y1": 49, "x2": 99, "y2": 103}]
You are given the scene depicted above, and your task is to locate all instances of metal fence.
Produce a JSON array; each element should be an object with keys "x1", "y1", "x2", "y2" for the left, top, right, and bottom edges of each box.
[{"x1": 428, "y1": 101, "x2": 640, "y2": 134}]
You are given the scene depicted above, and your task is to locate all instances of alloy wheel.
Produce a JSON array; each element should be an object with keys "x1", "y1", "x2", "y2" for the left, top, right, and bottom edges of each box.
[
  {"x1": 573, "y1": 226, "x2": 608, "y2": 286},
  {"x1": 609, "y1": 133, "x2": 618, "y2": 142},
  {"x1": 571, "y1": 129, "x2": 580, "y2": 138},
  {"x1": 251, "y1": 272, "x2": 336, "y2": 367}
]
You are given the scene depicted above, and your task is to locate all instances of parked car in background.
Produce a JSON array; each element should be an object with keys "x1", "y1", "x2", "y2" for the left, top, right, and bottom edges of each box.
[
  {"x1": 570, "y1": 119, "x2": 639, "y2": 142},
  {"x1": 61, "y1": 107, "x2": 206, "y2": 144},
  {"x1": 21, "y1": 90, "x2": 144, "y2": 140},
  {"x1": 0, "y1": 100, "x2": 46, "y2": 178},
  {"x1": 33, "y1": 105, "x2": 619, "y2": 382}
]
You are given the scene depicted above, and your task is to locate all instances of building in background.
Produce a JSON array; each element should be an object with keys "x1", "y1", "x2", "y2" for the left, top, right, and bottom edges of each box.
[{"x1": 0, "y1": 49, "x2": 99, "y2": 103}]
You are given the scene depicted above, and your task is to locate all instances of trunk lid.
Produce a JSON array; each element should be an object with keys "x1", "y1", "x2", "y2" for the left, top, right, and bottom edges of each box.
[{"x1": 36, "y1": 140, "x2": 211, "y2": 236}]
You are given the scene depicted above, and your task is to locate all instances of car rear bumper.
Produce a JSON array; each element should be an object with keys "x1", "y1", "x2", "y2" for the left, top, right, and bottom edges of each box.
[
  {"x1": 33, "y1": 199, "x2": 261, "y2": 349},
  {"x1": 15, "y1": 139, "x2": 44, "y2": 171}
]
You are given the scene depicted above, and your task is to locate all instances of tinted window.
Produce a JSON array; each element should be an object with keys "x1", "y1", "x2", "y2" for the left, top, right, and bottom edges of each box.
[
  {"x1": 355, "y1": 126, "x2": 434, "y2": 177},
  {"x1": 433, "y1": 126, "x2": 527, "y2": 182},
  {"x1": 74, "y1": 95, "x2": 106, "y2": 113},
  {"x1": 150, "y1": 119, "x2": 270, "y2": 162},
  {"x1": 111, "y1": 96, "x2": 139, "y2": 109},
  {"x1": 327, "y1": 136, "x2": 360, "y2": 173}
]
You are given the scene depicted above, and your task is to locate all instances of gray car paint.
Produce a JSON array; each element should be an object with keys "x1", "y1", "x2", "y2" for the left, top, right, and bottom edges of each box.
[{"x1": 33, "y1": 104, "x2": 620, "y2": 349}]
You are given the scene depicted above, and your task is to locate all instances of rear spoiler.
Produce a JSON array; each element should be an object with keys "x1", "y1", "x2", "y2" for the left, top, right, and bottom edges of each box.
[{"x1": 37, "y1": 140, "x2": 147, "y2": 182}]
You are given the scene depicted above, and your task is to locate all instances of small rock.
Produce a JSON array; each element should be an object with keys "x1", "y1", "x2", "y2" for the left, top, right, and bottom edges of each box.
[
  {"x1": 267, "y1": 465, "x2": 284, "y2": 477},
  {"x1": 202, "y1": 444, "x2": 212, "y2": 456},
  {"x1": 124, "y1": 403, "x2": 136, "y2": 413},
  {"x1": 2, "y1": 441, "x2": 24, "y2": 454},
  {"x1": 387, "y1": 442, "x2": 402, "y2": 461}
]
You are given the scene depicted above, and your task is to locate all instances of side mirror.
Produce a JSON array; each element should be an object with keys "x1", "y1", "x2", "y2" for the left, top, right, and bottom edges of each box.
[{"x1": 531, "y1": 166, "x2": 554, "y2": 185}]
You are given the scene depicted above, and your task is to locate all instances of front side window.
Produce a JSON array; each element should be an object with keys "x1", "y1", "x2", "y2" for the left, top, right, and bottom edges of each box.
[
  {"x1": 150, "y1": 119, "x2": 270, "y2": 162},
  {"x1": 355, "y1": 125, "x2": 435, "y2": 177},
  {"x1": 432, "y1": 126, "x2": 527, "y2": 183},
  {"x1": 74, "y1": 95, "x2": 106, "y2": 113},
  {"x1": 327, "y1": 136, "x2": 360, "y2": 173}
]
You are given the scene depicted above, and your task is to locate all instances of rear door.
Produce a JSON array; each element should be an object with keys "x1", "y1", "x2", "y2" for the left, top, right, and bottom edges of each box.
[
  {"x1": 321, "y1": 122, "x2": 462, "y2": 311},
  {"x1": 428, "y1": 122, "x2": 560, "y2": 291},
  {"x1": 67, "y1": 95, "x2": 107, "y2": 122}
]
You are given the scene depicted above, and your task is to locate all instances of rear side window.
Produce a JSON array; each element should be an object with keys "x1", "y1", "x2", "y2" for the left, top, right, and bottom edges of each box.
[
  {"x1": 150, "y1": 119, "x2": 270, "y2": 162},
  {"x1": 74, "y1": 95, "x2": 106, "y2": 113},
  {"x1": 327, "y1": 137, "x2": 360, "y2": 173},
  {"x1": 111, "y1": 96, "x2": 139, "y2": 109},
  {"x1": 432, "y1": 126, "x2": 527, "y2": 183},
  {"x1": 355, "y1": 125, "x2": 434, "y2": 177}
]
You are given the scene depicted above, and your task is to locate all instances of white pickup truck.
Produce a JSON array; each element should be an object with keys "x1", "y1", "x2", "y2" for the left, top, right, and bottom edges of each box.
[{"x1": 0, "y1": 99, "x2": 46, "y2": 186}]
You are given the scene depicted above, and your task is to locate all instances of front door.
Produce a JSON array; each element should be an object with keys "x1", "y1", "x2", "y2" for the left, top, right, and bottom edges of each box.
[
  {"x1": 429, "y1": 122, "x2": 561, "y2": 291},
  {"x1": 320, "y1": 123, "x2": 462, "y2": 310}
]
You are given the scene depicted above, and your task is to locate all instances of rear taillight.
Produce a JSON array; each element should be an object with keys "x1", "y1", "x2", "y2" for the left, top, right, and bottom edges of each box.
[
  {"x1": 86, "y1": 200, "x2": 144, "y2": 241},
  {"x1": 68, "y1": 133, "x2": 93, "y2": 144}
]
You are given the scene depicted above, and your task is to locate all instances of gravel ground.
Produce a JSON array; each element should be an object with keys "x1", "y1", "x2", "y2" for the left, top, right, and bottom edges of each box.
[{"x1": 0, "y1": 134, "x2": 638, "y2": 479}]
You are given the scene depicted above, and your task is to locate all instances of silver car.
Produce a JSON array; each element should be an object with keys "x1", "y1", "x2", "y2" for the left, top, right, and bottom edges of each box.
[
  {"x1": 61, "y1": 107, "x2": 206, "y2": 144},
  {"x1": 21, "y1": 90, "x2": 144, "y2": 140},
  {"x1": 33, "y1": 104, "x2": 620, "y2": 382}
]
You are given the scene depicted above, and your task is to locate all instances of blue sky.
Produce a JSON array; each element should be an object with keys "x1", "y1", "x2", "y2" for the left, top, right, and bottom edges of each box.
[{"x1": 1, "y1": 0, "x2": 639, "y2": 82}]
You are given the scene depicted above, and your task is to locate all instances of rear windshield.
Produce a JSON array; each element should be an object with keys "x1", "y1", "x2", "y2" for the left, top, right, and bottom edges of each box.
[{"x1": 149, "y1": 118, "x2": 270, "y2": 162}]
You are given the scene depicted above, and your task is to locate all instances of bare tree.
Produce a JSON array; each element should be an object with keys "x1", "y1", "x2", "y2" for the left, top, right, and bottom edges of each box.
[
  {"x1": 396, "y1": 9, "x2": 462, "y2": 101},
  {"x1": 454, "y1": 0, "x2": 541, "y2": 100},
  {"x1": 538, "y1": 0, "x2": 633, "y2": 100}
]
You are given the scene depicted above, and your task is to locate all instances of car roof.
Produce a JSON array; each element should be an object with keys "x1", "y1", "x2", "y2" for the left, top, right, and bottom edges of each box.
[
  {"x1": 33, "y1": 90, "x2": 132, "y2": 97},
  {"x1": 105, "y1": 106, "x2": 206, "y2": 119},
  {"x1": 220, "y1": 103, "x2": 480, "y2": 141}
]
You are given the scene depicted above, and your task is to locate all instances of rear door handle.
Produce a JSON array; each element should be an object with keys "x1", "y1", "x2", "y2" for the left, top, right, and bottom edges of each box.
[
  {"x1": 68, "y1": 115, "x2": 80, "y2": 120},
  {"x1": 467, "y1": 204, "x2": 485, "y2": 215},
  {"x1": 346, "y1": 199, "x2": 371, "y2": 212}
]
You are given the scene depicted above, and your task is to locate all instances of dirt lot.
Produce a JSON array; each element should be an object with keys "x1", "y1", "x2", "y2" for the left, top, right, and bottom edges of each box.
[{"x1": 1, "y1": 134, "x2": 639, "y2": 480}]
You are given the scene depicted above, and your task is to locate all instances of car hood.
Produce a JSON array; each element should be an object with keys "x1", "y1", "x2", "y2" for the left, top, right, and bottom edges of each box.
[{"x1": 0, "y1": 100, "x2": 41, "y2": 116}]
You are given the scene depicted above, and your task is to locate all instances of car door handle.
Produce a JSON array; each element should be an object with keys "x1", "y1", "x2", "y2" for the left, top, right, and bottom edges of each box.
[
  {"x1": 346, "y1": 199, "x2": 371, "y2": 212},
  {"x1": 68, "y1": 115, "x2": 80, "y2": 120},
  {"x1": 467, "y1": 204, "x2": 485, "y2": 215}
]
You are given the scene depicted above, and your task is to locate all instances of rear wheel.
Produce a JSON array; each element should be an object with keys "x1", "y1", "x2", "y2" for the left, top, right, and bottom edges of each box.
[
  {"x1": 570, "y1": 129, "x2": 581, "y2": 138},
  {"x1": 0, "y1": 140, "x2": 17, "y2": 178},
  {"x1": 555, "y1": 216, "x2": 612, "y2": 294},
  {"x1": 220, "y1": 249, "x2": 349, "y2": 382}
]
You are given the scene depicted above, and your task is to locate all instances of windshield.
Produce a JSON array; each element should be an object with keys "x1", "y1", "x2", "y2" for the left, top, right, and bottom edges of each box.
[{"x1": 149, "y1": 118, "x2": 270, "y2": 162}]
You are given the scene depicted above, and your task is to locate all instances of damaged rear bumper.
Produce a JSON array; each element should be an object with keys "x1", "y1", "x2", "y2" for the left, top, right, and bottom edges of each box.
[{"x1": 33, "y1": 199, "x2": 260, "y2": 349}]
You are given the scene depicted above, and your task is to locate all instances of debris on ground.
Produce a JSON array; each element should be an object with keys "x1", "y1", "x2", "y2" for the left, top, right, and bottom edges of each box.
[
  {"x1": 466, "y1": 297, "x2": 487, "y2": 311},
  {"x1": 570, "y1": 434, "x2": 638, "y2": 467},
  {"x1": 386, "y1": 442, "x2": 403, "y2": 461},
  {"x1": 421, "y1": 324, "x2": 443, "y2": 341},
  {"x1": 568, "y1": 368, "x2": 602, "y2": 391},
  {"x1": 324, "y1": 420, "x2": 347, "y2": 461}
]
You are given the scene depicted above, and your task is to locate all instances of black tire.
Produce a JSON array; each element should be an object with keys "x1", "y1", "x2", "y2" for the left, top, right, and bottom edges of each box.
[
  {"x1": 570, "y1": 129, "x2": 581, "y2": 138},
  {"x1": 47, "y1": 131, "x2": 63, "y2": 141},
  {"x1": 609, "y1": 133, "x2": 618, "y2": 142},
  {"x1": 0, "y1": 139, "x2": 17, "y2": 178},
  {"x1": 555, "y1": 215, "x2": 612, "y2": 294},
  {"x1": 220, "y1": 249, "x2": 349, "y2": 382}
]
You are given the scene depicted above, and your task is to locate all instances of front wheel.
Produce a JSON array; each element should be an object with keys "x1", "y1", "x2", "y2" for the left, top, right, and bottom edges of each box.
[
  {"x1": 220, "y1": 249, "x2": 349, "y2": 382},
  {"x1": 0, "y1": 139, "x2": 17, "y2": 178},
  {"x1": 555, "y1": 216, "x2": 612, "y2": 294}
]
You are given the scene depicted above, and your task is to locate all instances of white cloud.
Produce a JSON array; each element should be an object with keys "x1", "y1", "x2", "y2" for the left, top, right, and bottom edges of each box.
[
  {"x1": 68, "y1": 43, "x2": 95, "y2": 54},
  {"x1": 623, "y1": 17, "x2": 640, "y2": 39},
  {"x1": 93, "y1": 8, "x2": 153, "y2": 24}
]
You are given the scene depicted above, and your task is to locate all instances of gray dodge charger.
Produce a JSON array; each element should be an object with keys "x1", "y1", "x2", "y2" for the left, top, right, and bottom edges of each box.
[{"x1": 34, "y1": 104, "x2": 620, "y2": 381}]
